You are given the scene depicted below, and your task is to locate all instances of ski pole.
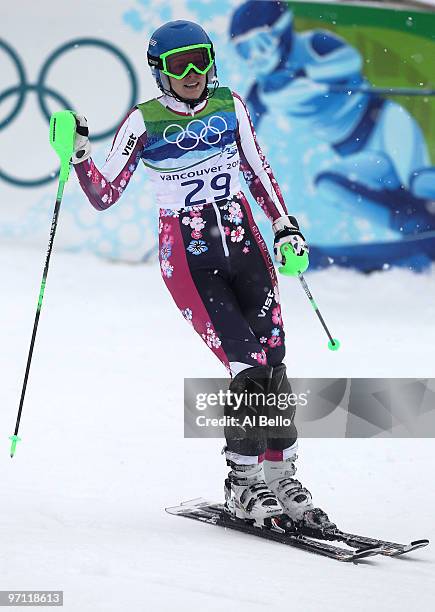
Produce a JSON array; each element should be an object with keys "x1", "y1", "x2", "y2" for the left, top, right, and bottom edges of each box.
[
  {"x1": 296, "y1": 271, "x2": 340, "y2": 351},
  {"x1": 9, "y1": 110, "x2": 76, "y2": 458},
  {"x1": 327, "y1": 84, "x2": 435, "y2": 97},
  {"x1": 279, "y1": 243, "x2": 340, "y2": 352}
]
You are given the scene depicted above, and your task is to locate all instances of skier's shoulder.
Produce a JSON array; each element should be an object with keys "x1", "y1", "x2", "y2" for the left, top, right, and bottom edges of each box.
[
  {"x1": 114, "y1": 104, "x2": 147, "y2": 128},
  {"x1": 134, "y1": 95, "x2": 173, "y2": 134},
  {"x1": 136, "y1": 94, "x2": 165, "y2": 114},
  {"x1": 209, "y1": 87, "x2": 248, "y2": 118},
  {"x1": 116, "y1": 105, "x2": 147, "y2": 137},
  {"x1": 229, "y1": 88, "x2": 266, "y2": 128},
  {"x1": 229, "y1": 88, "x2": 242, "y2": 100},
  {"x1": 105, "y1": 105, "x2": 147, "y2": 160},
  {"x1": 229, "y1": 89, "x2": 247, "y2": 110},
  {"x1": 301, "y1": 29, "x2": 348, "y2": 57},
  {"x1": 210, "y1": 85, "x2": 240, "y2": 106}
]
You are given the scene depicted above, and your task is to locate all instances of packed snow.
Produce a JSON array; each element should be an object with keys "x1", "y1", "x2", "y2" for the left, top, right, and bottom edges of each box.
[{"x1": 1, "y1": 244, "x2": 434, "y2": 611}]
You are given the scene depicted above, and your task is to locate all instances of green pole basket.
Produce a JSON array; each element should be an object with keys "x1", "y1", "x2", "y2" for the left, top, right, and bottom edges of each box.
[
  {"x1": 278, "y1": 243, "x2": 309, "y2": 276},
  {"x1": 49, "y1": 110, "x2": 76, "y2": 183}
]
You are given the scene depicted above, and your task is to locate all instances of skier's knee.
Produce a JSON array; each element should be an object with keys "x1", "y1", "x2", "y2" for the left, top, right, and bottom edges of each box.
[
  {"x1": 268, "y1": 363, "x2": 297, "y2": 441},
  {"x1": 224, "y1": 365, "x2": 271, "y2": 449}
]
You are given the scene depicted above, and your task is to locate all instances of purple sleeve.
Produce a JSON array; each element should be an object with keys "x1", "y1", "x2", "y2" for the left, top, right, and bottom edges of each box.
[{"x1": 74, "y1": 107, "x2": 147, "y2": 211}]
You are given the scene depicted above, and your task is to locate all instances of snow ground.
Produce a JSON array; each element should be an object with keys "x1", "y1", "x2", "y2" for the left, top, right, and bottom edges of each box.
[{"x1": 1, "y1": 244, "x2": 434, "y2": 612}]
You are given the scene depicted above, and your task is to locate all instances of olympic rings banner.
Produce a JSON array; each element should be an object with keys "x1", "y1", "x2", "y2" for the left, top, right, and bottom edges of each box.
[
  {"x1": 0, "y1": 1, "x2": 159, "y2": 261},
  {"x1": 1, "y1": 0, "x2": 434, "y2": 270}
]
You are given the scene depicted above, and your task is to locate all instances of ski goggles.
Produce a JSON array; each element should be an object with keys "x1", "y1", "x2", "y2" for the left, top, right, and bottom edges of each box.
[
  {"x1": 158, "y1": 44, "x2": 214, "y2": 80},
  {"x1": 236, "y1": 32, "x2": 279, "y2": 61},
  {"x1": 232, "y1": 10, "x2": 293, "y2": 62}
]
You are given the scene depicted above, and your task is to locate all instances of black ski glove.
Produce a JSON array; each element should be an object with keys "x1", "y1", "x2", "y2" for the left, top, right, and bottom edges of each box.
[
  {"x1": 273, "y1": 215, "x2": 308, "y2": 264},
  {"x1": 71, "y1": 114, "x2": 91, "y2": 164}
]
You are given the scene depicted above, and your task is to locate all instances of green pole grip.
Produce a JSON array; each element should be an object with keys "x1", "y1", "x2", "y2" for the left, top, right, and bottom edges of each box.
[
  {"x1": 49, "y1": 110, "x2": 76, "y2": 183},
  {"x1": 278, "y1": 243, "x2": 309, "y2": 276}
]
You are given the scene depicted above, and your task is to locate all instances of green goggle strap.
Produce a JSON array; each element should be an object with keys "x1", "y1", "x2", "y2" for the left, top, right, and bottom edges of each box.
[{"x1": 160, "y1": 44, "x2": 214, "y2": 80}]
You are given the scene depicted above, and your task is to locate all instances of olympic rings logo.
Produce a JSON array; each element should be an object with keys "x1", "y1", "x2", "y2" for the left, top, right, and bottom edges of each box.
[
  {"x1": 0, "y1": 38, "x2": 138, "y2": 188},
  {"x1": 163, "y1": 116, "x2": 228, "y2": 151}
]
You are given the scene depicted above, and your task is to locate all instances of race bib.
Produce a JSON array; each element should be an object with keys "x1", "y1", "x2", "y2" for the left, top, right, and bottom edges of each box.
[{"x1": 138, "y1": 88, "x2": 242, "y2": 207}]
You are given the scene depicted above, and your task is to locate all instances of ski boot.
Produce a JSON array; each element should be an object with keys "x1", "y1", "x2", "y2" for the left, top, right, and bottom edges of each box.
[
  {"x1": 224, "y1": 461, "x2": 283, "y2": 524},
  {"x1": 263, "y1": 454, "x2": 336, "y2": 536}
]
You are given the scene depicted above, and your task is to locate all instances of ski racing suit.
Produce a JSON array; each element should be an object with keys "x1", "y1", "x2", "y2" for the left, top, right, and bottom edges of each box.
[{"x1": 74, "y1": 87, "x2": 298, "y2": 463}]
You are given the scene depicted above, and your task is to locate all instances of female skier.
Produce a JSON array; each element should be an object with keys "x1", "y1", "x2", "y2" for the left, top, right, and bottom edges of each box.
[{"x1": 72, "y1": 20, "x2": 330, "y2": 529}]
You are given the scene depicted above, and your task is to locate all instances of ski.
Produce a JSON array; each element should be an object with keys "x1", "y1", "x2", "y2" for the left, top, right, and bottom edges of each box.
[
  {"x1": 299, "y1": 527, "x2": 430, "y2": 557},
  {"x1": 166, "y1": 499, "x2": 381, "y2": 563}
]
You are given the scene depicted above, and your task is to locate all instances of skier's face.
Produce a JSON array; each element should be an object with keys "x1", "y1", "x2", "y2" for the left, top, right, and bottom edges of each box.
[
  {"x1": 169, "y1": 71, "x2": 207, "y2": 100},
  {"x1": 235, "y1": 32, "x2": 281, "y2": 75}
]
